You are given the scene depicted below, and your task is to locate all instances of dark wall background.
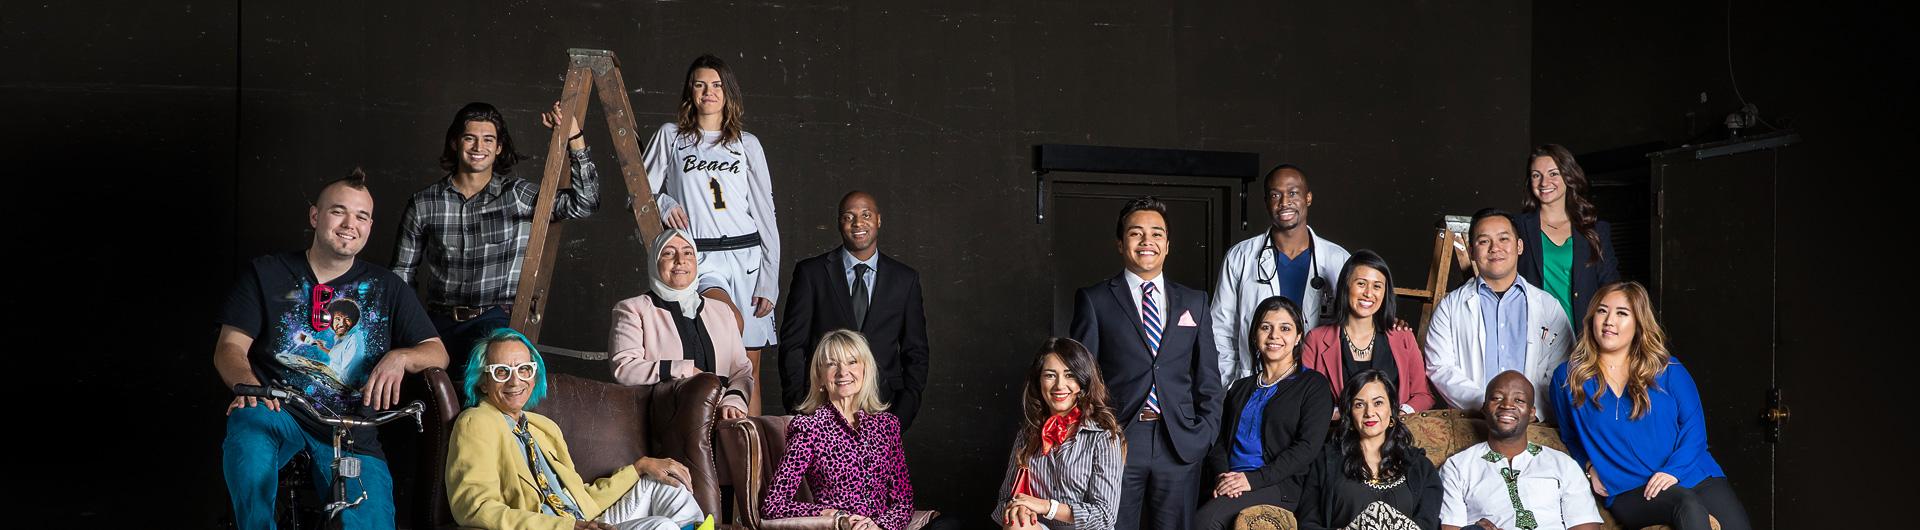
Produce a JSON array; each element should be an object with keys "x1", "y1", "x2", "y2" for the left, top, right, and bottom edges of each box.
[
  {"x1": 216, "y1": 2, "x2": 1531, "y2": 527},
  {"x1": 1532, "y1": 1, "x2": 1912, "y2": 527},
  {"x1": 23, "y1": 0, "x2": 1900, "y2": 527}
]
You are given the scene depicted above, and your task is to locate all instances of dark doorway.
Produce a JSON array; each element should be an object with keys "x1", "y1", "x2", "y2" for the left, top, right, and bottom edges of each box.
[
  {"x1": 1648, "y1": 133, "x2": 1797, "y2": 529},
  {"x1": 1047, "y1": 178, "x2": 1240, "y2": 335}
]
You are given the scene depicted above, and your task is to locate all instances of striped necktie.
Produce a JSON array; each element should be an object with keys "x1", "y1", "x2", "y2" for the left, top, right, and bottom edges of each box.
[{"x1": 1142, "y1": 281, "x2": 1162, "y2": 414}]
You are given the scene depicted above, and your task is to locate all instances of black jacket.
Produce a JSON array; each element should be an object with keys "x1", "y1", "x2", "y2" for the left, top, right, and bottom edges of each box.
[
  {"x1": 1514, "y1": 211, "x2": 1621, "y2": 326},
  {"x1": 1204, "y1": 368, "x2": 1334, "y2": 509},
  {"x1": 777, "y1": 249, "x2": 930, "y2": 428},
  {"x1": 1069, "y1": 273, "x2": 1224, "y2": 464},
  {"x1": 1297, "y1": 443, "x2": 1442, "y2": 530}
]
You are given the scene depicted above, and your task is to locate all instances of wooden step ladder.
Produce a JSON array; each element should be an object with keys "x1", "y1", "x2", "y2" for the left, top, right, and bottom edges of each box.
[{"x1": 510, "y1": 49, "x2": 665, "y2": 343}]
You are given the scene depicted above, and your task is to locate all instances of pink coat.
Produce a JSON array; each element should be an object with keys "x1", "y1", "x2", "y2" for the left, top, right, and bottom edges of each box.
[
  {"x1": 609, "y1": 294, "x2": 755, "y2": 412},
  {"x1": 1300, "y1": 325, "x2": 1436, "y2": 412}
]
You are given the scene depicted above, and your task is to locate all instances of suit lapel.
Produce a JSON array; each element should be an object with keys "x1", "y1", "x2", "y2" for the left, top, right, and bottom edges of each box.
[
  {"x1": 1106, "y1": 275, "x2": 1150, "y2": 350},
  {"x1": 826, "y1": 250, "x2": 857, "y2": 325},
  {"x1": 1162, "y1": 282, "x2": 1184, "y2": 347},
  {"x1": 865, "y1": 253, "x2": 905, "y2": 332}
]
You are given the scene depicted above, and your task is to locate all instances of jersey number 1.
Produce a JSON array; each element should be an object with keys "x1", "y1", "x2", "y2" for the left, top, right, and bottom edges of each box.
[{"x1": 707, "y1": 178, "x2": 728, "y2": 210}]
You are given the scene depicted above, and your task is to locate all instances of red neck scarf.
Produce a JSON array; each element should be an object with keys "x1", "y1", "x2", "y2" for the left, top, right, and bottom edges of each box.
[{"x1": 1015, "y1": 407, "x2": 1084, "y2": 496}]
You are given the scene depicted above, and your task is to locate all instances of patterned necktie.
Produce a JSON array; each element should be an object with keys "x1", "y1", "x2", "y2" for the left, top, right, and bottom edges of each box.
[
  {"x1": 512, "y1": 420, "x2": 586, "y2": 520},
  {"x1": 1482, "y1": 445, "x2": 1541, "y2": 530},
  {"x1": 851, "y1": 263, "x2": 871, "y2": 327},
  {"x1": 1141, "y1": 281, "x2": 1162, "y2": 414}
]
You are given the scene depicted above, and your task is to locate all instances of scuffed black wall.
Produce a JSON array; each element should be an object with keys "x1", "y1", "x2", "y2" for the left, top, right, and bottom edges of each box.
[
  {"x1": 20, "y1": 1, "x2": 1534, "y2": 526},
  {"x1": 1531, "y1": 1, "x2": 1912, "y2": 528}
]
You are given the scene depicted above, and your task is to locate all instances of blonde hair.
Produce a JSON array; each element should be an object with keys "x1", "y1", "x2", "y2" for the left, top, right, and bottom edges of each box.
[
  {"x1": 1563, "y1": 281, "x2": 1671, "y2": 420},
  {"x1": 797, "y1": 330, "x2": 890, "y2": 415}
]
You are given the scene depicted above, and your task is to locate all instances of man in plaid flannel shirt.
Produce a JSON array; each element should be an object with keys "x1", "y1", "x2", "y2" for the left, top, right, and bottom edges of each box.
[{"x1": 393, "y1": 102, "x2": 600, "y2": 383}]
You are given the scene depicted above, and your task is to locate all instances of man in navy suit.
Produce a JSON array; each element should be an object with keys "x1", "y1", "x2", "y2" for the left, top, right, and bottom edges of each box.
[
  {"x1": 1071, "y1": 196, "x2": 1224, "y2": 530},
  {"x1": 779, "y1": 191, "x2": 931, "y2": 428}
]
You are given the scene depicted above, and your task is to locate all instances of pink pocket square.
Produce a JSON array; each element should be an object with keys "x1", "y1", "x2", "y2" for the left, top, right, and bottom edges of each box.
[{"x1": 1177, "y1": 311, "x2": 1198, "y2": 327}]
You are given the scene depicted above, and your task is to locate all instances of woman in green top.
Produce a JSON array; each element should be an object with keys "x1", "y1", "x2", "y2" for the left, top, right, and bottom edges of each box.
[{"x1": 1515, "y1": 144, "x2": 1620, "y2": 329}]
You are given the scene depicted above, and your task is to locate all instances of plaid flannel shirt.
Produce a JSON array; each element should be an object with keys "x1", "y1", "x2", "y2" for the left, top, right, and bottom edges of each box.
[{"x1": 392, "y1": 147, "x2": 600, "y2": 308}]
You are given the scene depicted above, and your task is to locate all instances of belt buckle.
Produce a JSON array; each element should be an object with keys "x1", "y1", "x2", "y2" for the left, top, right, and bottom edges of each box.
[
  {"x1": 453, "y1": 306, "x2": 481, "y2": 322},
  {"x1": 1138, "y1": 409, "x2": 1161, "y2": 422}
]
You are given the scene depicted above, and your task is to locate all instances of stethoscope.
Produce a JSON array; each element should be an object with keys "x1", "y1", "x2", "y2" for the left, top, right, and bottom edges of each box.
[{"x1": 1254, "y1": 235, "x2": 1336, "y2": 323}]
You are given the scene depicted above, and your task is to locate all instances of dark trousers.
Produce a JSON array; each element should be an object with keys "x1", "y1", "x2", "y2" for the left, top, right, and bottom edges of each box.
[
  {"x1": 1116, "y1": 419, "x2": 1201, "y2": 530},
  {"x1": 429, "y1": 306, "x2": 510, "y2": 387},
  {"x1": 1608, "y1": 476, "x2": 1752, "y2": 530},
  {"x1": 1194, "y1": 481, "x2": 1294, "y2": 530}
]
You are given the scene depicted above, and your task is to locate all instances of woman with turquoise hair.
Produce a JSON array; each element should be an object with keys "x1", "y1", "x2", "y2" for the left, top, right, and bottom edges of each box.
[{"x1": 445, "y1": 328, "x2": 710, "y2": 530}]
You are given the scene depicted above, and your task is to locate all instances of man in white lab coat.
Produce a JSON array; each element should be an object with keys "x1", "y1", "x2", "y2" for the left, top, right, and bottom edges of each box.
[
  {"x1": 1210, "y1": 165, "x2": 1350, "y2": 387},
  {"x1": 1425, "y1": 208, "x2": 1572, "y2": 418}
]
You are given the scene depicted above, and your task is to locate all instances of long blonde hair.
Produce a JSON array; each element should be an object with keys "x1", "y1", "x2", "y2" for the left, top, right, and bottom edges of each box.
[
  {"x1": 1563, "y1": 281, "x2": 1671, "y2": 420},
  {"x1": 797, "y1": 330, "x2": 890, "y2": 415}
]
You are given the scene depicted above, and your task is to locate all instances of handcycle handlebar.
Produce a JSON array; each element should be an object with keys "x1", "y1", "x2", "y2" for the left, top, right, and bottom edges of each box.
[{"x1": 234, "y1": 383, "x2": 425, "y2": 432}]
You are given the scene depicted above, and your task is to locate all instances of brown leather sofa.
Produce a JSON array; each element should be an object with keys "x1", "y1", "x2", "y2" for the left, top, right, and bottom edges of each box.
[
  {"x1": 380, "y1": 367, "x2": 460, "y2": 530},
  {"x1": 421, "y1": 371, "x2": 726, "y2": 529},
  {"x1": 716, "y1": 415, "x2": 938, "y2": 530}
]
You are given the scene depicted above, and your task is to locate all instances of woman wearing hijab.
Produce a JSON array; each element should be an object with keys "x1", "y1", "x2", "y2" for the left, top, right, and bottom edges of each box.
[{"x1": 609, "y1": 228, "x2": 756, "y2": 419}]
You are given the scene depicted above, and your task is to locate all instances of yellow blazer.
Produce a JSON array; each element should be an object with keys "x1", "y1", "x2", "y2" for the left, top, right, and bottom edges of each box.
[{"x1": 446, "y1": 400, "x2": 640, "y2": 530}]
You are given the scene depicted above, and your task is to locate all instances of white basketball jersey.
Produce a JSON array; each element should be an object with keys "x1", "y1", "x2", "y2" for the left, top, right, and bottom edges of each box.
[{"x1": 642, "y1": 122, "x2": 782, "y2": 303}]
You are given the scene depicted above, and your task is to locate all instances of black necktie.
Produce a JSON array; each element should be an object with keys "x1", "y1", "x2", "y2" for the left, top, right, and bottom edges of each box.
[{"x1": 852, "y1": 263, "x2": 871, "y2": 327}]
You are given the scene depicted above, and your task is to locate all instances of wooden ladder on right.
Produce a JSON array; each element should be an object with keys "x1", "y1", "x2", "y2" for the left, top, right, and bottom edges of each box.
[{"x1": 1393, "y1": 215, "x2": 1471, "y2": 340}]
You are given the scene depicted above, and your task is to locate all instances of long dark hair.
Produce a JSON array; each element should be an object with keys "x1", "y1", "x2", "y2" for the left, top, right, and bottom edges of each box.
[
  {"x1": 1016, "y1": 338, "x2": 1124, "y2": 465},
  {"x1": 1247, "y1": 296, "x2": 1305, "y2": 376},
  {"x1": 1523, "y1": 144, "x2": 1604, "y2": 264},
  {"x1": 1336, "y1": 370, "x2": 1418, "y2": 483},
  {"x1": 1332, "y1": 250, "x2": 1396, "y2": 335},
  {"x1": 439, "y1": 102, "x2": 522, "y2": 174},
  {"x1": 674, "y1": 54, "x2": 745, "y2": 147}
]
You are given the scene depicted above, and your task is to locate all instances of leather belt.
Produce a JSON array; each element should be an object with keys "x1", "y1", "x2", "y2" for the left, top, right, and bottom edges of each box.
[
  {"x1": 694, "y1": 232, "x2": 763, "y2": 251},
  {"x1": 1137, "y1": 408, "x2": 1161, "y2": 422},
  {"x1": 432, "y1": 305, "x2": 506, "y2": 323}
]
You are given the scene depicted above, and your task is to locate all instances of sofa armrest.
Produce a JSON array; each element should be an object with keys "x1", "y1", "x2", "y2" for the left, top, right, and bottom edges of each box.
[
  {"x1": 756, "y1": 516, "x2": 842, "y2": 530},
  {"x1": 647, "y1": 372, "x2": 725, "y2": 516},
  {"x1": 400, "y1": 367, "x2": 460, "y2": 530}
]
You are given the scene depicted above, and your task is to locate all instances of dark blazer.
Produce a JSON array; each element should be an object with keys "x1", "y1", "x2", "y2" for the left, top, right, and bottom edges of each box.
[
  {"x1": 778, "y1": 249, "x2": 930, "y2": 428},
  {"x1": 1297, "y1": 444, "x2": 1442, "y2": 530},
  {"x1": 1069, "y1": 273, "x2": 1224, "y2": 464},
  {"x1": 1203, "y1": 369, "x2": 1333, "y2": 510},
  {"x1": 1514, "y1": 211, "x2": 1620, "y2": 325}
]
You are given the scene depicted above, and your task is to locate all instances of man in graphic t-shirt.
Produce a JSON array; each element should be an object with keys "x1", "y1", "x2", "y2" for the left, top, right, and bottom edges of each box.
[{"x1": 214, "y1": 169, "x2": 448, "y2": 530}]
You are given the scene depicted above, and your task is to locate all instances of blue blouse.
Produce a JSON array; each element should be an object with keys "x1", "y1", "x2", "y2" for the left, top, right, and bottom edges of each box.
[
  {"x1": 1229, "y1": 376, "x2": 1285, "y2": 471},
  {"x1": 1549, "y1": 361, "x2": 1725, "y2": 506}
]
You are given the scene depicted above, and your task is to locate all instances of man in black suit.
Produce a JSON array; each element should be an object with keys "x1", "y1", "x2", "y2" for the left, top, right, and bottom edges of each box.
[
  {"x1": 1071, "y1": 196, "x2": 1224, "y2": 530},
  {"x1": 779, "y1": 191, "x2": 931, "y2": 428}
]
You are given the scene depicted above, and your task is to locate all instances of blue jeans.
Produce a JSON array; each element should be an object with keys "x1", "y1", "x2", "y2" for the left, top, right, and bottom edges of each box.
[{"x1": 224, "y1": 405, "x2": 394, "y2": 530}]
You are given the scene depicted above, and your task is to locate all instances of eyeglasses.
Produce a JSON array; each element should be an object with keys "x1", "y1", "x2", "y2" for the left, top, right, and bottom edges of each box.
[
  {"x1": 484, "y1": 362, "x2": 539, "y2": 383},
  {"x1": 309, "y1": 284, "x2": 336, "y2": 332}
]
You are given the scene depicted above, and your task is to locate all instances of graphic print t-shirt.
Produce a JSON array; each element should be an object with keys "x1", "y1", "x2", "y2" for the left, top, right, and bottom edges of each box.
[{"x1": 216, "y1": 252, "x2": 437, "y2": 457}]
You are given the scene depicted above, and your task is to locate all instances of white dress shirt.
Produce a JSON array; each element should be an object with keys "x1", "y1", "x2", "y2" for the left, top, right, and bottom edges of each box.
[{"x1": 1439, "y1": 441, "x2": 1603, "y2": 530}]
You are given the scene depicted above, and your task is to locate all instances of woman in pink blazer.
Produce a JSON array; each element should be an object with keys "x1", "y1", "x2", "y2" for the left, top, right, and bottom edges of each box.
[
  {"x1": 609, "y1": 228, "x2": 756, "y2": 419},
  {"x1": 1300, "y1": 250, "x2": 1436, "y2": 414}
]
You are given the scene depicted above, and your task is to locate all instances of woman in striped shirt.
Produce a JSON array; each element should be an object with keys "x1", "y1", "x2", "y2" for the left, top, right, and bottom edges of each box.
[{"x1": 992, "y1": 338, "x2": 1127, "y2": 530}]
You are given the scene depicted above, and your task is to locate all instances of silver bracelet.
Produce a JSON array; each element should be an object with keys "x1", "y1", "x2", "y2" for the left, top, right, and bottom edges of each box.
[{"x1": 1046, "y1": 499, "x2": 1060, "y2": 520}]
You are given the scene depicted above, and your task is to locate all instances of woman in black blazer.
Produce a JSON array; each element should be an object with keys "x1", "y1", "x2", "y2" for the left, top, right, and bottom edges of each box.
[
  {"x1": 1516, "y1": 144, "x2": 1621, "y2": 326},
  {"x1": 1195, "y1": 296, "x2": 1334, "y2": 530},
  {"x1": 1297, "y1": 370, "x2": 1441, "y2": 530}
]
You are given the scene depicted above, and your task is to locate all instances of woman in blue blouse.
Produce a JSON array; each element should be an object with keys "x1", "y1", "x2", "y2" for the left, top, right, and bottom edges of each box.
[
  {"x1": 1196, "y1": 296, "x2": 1333, "y2": 530},
  {"x1": 1550, "y1": 282, "x2": 1751, "y2": 530}
]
